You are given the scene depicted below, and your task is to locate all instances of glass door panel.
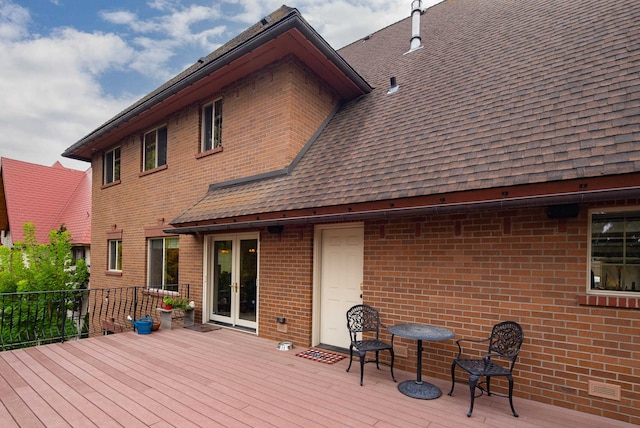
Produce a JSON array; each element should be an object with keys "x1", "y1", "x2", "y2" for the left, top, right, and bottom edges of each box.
[
  {"x1": 212, "y1": 240, "x2": 232, "y2": 320},
  {"x1": 209, "y1": 235, "x2": 258, "y2": 330},
  {"x1": 238, "y1": 239, "x2": 258, "y2": 326}
]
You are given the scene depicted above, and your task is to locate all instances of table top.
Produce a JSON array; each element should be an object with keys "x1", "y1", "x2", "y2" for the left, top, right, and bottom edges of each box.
[{"x1": 388, "y1": 323, "x2": 455, "y2": 341}]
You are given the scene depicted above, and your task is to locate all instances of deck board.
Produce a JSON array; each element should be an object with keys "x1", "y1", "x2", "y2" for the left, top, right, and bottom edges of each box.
[{"x1": 0, "y1": 327, "x2": 635, "y2": 427}]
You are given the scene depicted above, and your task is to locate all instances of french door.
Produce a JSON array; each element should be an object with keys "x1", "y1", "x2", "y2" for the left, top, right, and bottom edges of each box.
[{"x1": 208, "y1": 233, "x2": 258, "y2": 330}]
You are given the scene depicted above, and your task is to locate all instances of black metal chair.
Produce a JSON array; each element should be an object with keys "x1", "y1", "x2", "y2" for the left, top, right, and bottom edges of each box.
[
  {"x1": 448, "y1": 321, "x2": 524, "y2": 417},
  {"x1": 346, "y1": 304, "x2": 396, "y2": 386}
]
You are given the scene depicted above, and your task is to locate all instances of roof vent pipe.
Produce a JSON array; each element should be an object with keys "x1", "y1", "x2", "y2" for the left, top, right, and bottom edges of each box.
[
  {"x1": 388, "y1": 76, "x2": 399, "y2": 94},
  {"x1": 409, "y1": 0, "x2": 423, "y2": 52}
]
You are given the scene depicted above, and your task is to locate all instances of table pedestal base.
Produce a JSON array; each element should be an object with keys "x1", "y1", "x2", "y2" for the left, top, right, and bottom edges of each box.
[{"x1": 397, "y1": 380, "x2": 442, "y2": 400}]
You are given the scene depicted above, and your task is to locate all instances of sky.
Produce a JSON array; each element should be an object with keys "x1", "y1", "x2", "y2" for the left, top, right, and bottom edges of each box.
[{"x1": 0, "y1": 0, "x2": 440, "y2": 171}]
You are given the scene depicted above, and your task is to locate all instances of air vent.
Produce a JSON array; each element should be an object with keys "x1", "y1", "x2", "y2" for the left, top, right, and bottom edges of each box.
[{"x1": 588, "y1": 380, "x2": 621, "y2": 401}]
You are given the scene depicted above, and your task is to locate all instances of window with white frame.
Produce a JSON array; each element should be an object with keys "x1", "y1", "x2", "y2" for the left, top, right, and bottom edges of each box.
[
  {"x1": 108, "y1": 239, "x2": 122, "y2": 271},
  {"x1": 589, "y1": 208, "x2": 640, "y2": 294},
  {"x1": 201, "y1": 99, "x2": 222, "y2": 152},
  {"x1": 104, "y1": 147, "x2": 120, "y2": 184},
  {"x1": 148, "y1": 237, "x2": 179, "y2": 289},
  {"x1": 143, "y1": 125, "x2": 167, "y2": 171}
]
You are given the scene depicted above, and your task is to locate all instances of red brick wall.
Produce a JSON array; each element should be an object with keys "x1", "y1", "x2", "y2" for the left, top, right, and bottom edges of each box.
[
  {"x1": 258, "y1": 224, "x2": 314, "y2": 343},
  {"x1": 359, "y1": 205, "x2": 639, "y2": 424}
]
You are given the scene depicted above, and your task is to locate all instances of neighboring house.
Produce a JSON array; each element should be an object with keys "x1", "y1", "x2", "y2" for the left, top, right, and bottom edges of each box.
[
  {"x1": 0, "y1": 158, "x2": 91, "y2": 264},
  {"x1": 63, "y1": 1, "x2": 639, "y2": 423}
]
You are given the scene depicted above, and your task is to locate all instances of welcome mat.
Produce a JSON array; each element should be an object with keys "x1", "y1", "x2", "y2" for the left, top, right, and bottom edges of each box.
[
  {"x1": 184, "y1": 324, "x2": 221, "y2": 332},
  {"x1": 295, "y1": 348, "x2": 346, "y2": 364}
]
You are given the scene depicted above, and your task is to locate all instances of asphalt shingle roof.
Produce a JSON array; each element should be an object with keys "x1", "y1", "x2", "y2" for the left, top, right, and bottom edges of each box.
[{"x1": 171, "y1": 0, "x2": 640, "y2": 225}]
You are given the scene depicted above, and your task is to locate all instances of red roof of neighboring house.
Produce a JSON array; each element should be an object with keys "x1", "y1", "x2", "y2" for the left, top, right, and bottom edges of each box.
[{"x1": 0, "y1": 158, "x2": 91, "y2": 245}]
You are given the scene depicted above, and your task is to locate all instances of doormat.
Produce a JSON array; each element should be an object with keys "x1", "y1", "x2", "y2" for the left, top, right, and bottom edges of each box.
[
  {"x1": 295, "y1": 348, "x2": 346, "y2": 364},
  {"x1": 184, "y1": 324, "x2": 222, "y2": 332}
]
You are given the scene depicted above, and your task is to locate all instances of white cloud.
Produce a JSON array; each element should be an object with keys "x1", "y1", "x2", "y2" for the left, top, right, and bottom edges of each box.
[
  {"x1": 0, "y1": 0, "x2": 29, "y2": 40},
  {"x1": 0, "y1": 2, "x2": 137, "y2": 169}
]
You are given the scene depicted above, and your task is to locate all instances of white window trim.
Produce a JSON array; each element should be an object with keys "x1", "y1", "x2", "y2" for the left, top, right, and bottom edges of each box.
[
  {"x1": 588, "y1": 206, "x2": 640, "y2": 296},
  {"x1": 147, "y1": 237, "x2": 179, "y2": 290},
  {"x1": 104, "y1": 147, "x2": 120, "y2": 184},
  {"x1": 143, "y1": 125, "x2": 167, "y2": 171},
  {"x1": 108, "y1": 239, "x2": 122, "y2": 272},
  {"x1": 201, "y1": 98, "x2": 222, "y2": 152}
]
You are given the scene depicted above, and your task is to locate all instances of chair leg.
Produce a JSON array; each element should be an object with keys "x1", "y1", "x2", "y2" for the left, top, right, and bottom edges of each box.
[
  {"x1": 467, "y1": 375, "x2": 480, "y2": 417},
  {"x1": 359, "y1": 351, "x2": 366, "y2": 386},
  {"x1": 346, "y1": 345, "x2": 354, "y2": 373},
  {"x1": 389, "y1": 348, "x2": 396, "y2": 382},
  {"x1": 508, "y1": 375, "x2": 519, "y2": 417},
  {"x1": 486, "y1": 376, "x2": 492, "y2": 396},
  {"x1": 447, "y1": 361, "x2": 456, "y2": 396}
]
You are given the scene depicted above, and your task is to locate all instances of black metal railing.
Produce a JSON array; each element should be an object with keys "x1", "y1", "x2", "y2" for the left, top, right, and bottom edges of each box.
[{"x1": 0, "y1": 284, "x2": 190, "y2": 351}]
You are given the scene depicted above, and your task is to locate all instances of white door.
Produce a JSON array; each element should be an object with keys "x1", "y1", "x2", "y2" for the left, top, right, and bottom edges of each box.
[
  {"x1": 318, "y1": 225, "x2": 364, "y2": 349},
  {"x1": 208, "y1": 233, "x2": 258, "y2": 330}
]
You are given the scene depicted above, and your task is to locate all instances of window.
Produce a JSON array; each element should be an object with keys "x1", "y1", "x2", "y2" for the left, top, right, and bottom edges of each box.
[
  {"x1": 108, "y1": 239, "x2": 122, "y2": 271},
  {"x1": 148, "y1": 237, "x2": 179, "y2": 288},
  {"x1": 104, "y1": 147, "x2": 120, "y2": 184},
  {"x1": 589, "y1": 208, "x2": 640, "y2": 294},
  {"x1": 201, "y1": 99, "x2": 222, "y2": 152},
  {"x1": 143, "y1": 126, "x2": 167, "y2": 171}
]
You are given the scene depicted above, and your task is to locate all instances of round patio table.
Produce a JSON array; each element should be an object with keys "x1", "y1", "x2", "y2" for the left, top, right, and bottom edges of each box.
[{"x1": 388, "y1": 323, "x2": 455, "y2": 399}]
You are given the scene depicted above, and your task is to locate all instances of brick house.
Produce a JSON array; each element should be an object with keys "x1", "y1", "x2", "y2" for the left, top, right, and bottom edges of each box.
[{"x1": 64, "y1": 1, "x2": 639, "y2": 423}]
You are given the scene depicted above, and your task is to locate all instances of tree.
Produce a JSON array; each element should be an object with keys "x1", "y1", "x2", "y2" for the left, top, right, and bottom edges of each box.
[{"x1": 0, "y1": 223, "x2": 88, "y2": 293}]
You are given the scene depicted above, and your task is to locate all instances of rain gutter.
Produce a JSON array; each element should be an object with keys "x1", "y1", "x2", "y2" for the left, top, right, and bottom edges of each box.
[{"x1": 164, "y1": 185, "x2": 640, "y2": 235}]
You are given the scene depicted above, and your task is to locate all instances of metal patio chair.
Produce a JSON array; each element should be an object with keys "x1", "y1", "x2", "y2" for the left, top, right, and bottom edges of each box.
[
  {"x1": 448, "y1": 321, "x2": 524, "y2": 417},
  {"x1": 346, "y1": 304, "x2": 396, "y2": 386}
]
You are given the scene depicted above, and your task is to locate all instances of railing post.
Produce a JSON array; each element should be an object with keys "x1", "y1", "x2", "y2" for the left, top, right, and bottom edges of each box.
[{"x1": 134, "y1": 286, "x2": 139, "y2": 320}]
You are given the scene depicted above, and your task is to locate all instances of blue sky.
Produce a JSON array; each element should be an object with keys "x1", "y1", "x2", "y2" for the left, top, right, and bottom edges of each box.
[{"x1": 0, "y1": 0, "x2": 439, "y2": 170}]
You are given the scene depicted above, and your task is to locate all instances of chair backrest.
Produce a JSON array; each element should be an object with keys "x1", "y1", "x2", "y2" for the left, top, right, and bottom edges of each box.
[
  {"x1": 488, "y1": 321, "x2": 524, "y2": 365},
  {"x1": 346, "y1": 304, "x2": 381, "y2": 341}
]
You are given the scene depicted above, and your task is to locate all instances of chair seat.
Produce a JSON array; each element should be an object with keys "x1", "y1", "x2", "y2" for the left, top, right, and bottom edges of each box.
[
  {"x1": 454, "y1": 358, "x2": 511, "y2": 377},
  {"x1": 353, "y1": 339, "x2": 393, "y2": 352}
]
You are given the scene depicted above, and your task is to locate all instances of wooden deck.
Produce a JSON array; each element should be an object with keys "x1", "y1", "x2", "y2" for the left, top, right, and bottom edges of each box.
[{"x1": 0, "y1": 326, "x2": 633, "y2": 428}]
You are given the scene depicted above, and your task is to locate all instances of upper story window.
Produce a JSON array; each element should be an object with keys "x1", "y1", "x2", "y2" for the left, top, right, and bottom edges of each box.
[
  {"x1": 143, "y1": 125, "x2": 167, "y2": 171},
  {"x1": 108, "y1": 239, "x2": 122, "y2": 271},
  {"x1": 201, "y1": 99, "x2": 222, "y2": 152},
  {"x1": 589, "y1": 208, "x2": 640, "y2": 294},
  {"x1": 104, "y1": 147, "x2": 120, "y2": 184}
]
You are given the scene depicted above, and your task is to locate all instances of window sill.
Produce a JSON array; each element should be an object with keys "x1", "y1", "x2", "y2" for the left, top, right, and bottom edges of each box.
[
  {"x1": 195, "y1": 146, "x2": 223, "y2": 159},
  {"x1": 578, "y1": 294, "x2": 640, "y2": 309},
  {"x1": 105, "y1": 270, "x2": 123, "y2": 277},
  {"x1": 139, "y1": 164, "x2": 168, "y2": 177},
  {"x1": 144, "y1": 288, "x2": 179, "y2": 297},
  {"x1": 101, "y1": 180, "x2": 121, "y2": 190}
]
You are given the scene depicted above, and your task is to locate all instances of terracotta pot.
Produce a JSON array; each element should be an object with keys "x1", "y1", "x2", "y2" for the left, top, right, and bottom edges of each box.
[{"x1": 164, "y1": 304, "x2": 172, "y2": 310}]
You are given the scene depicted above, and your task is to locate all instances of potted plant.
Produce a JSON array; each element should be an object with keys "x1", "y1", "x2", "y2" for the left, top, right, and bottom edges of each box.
[
  {"x1": 162, "y1": 297, "x2": 175, "y2": 310},
  {"x1": 174, "y1": 298, "x2": 196, "y2": 326}
]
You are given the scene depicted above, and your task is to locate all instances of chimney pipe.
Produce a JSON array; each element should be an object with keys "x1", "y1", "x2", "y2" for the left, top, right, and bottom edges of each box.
[{"x1": 409, "y1": 0, "x2": 423, "y2": 52}]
